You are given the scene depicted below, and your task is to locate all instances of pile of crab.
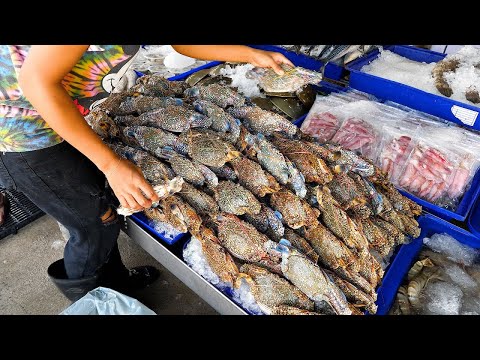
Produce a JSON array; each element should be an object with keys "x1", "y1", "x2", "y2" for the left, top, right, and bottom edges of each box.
[{"x1": 87, "y1": 71, "x2": 422, "y2": 315}]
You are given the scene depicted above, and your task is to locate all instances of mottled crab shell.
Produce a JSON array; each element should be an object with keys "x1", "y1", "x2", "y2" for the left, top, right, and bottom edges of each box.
[
  {"x1": 236, "y1": 264, "x2": 314, "y2": 314},
  {"x1": 265, "y1": 240, "x2": 351, "y2": 315},
  {"x1": 214, "y1": 181, "x2": 261, "y2": 216}
]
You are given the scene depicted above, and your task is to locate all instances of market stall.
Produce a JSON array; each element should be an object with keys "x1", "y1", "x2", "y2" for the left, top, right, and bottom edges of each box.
[{"x1": 94, "y1": 45, "x2": 480, "y2": 315}]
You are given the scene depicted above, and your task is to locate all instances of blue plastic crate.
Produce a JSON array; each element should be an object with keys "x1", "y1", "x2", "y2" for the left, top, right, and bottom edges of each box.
[
  {"x1": 468, "y1": 195, "x2": 480, "y2": 238},
  {"x1": 375, "y1": 213, "x2": 480, "y2": 315},
  {"x1": 130, "y1": 212, "x2": 188, "y2": 246},
  {"x1": 346, "y1": 45, "x2": 480, "y2": 131},
  {"x1": 248, "y1": 45, "x2": 344, "y2": 81}
]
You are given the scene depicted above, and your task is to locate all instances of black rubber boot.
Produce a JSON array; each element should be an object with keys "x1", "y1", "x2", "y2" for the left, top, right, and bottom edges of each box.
[
  {"x1": 47, "y1": 259, "x2": 100, "y2": 302},
  {"x1": 99, "y1": 244, "x2": 160, "y2": 295}
]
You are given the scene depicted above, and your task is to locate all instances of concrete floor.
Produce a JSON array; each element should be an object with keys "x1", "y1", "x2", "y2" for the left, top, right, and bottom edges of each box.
[{"x1": 0, "y1": 215, "x2": 217, "y2": 315}]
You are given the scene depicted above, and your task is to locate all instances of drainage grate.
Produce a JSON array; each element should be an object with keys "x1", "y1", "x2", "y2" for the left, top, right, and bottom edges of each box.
[{"x1": 0, "y1": 188, "x2": 45, "y2": 240}]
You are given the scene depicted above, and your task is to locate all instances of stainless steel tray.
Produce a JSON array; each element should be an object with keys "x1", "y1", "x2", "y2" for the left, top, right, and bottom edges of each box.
[{"x1": 122, "y1": 217, "x2": 247, "y2": 315}]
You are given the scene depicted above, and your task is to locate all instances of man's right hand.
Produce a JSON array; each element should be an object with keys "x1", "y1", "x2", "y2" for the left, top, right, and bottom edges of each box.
[{"x1": 104, "y1": 158, "x2": 160, "y2": 211}]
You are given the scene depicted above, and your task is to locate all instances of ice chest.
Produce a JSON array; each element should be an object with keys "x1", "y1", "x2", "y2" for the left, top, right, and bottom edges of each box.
[{"x1": 375, "y1": 213, "x2": 480, "y2": 315}]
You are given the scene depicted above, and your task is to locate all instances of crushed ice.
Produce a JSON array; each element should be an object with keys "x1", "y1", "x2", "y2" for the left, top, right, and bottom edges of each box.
[
  {"x1": 219, "y1": 64, "x2": 263, "y2": 98},
  {"x1": 363, "y1": 46, "x2": 480, "y2": 105},
  {"x1": 423, "y1": 233, "x2": 480, "y2": 266},
  {"x1": 231, "y1": 277, "x2": 264, "y2": 315}
]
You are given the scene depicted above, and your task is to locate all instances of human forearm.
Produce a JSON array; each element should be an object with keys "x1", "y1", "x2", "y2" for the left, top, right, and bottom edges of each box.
[
  {"x1": 172, "y1": 45, "x2": 293, "y2": 75},
  {"x1": 20, "y1": 80, "x2": 117, "y2": 172},
  {"x1": 172, "y1": 45, "x2": 255, "y2": 63}
]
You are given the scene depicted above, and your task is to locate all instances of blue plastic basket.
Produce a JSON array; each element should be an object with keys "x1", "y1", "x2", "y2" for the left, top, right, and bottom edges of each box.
[
  {"x1": 468, "y1": 195, "x2": 480, "y2": 238},
  {"x1": 375, "y1": 213, "x2": 480, "y2": 315},
  {"x1": 130, "y1": 212, "x2": 188, "y2": 246},
  {"x1": 346, "y1": 45, "x2": 480, "y2": 131}
]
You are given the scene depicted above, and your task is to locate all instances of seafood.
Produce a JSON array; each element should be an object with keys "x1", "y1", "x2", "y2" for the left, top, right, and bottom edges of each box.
[
  {"x1": 230, "y1": 156, "x2": 280, "y2": 197},
  {"x1": 191, "y1": 226, "x2": 239, "y2": 285},
  {"x1": 117, "y1": 178, "x2": 185, "y2": 217},
  {"x1": 193, "y1": 99, "x2": 241, "y2": 142},
  {"x1": 396, "y1": 286, "x2": 411, "y2": 315},
  {"x1": 377, "y1": 183, "x2": 422, "y2": 217},
  {"x1": 269, "y1": 189, "x2": 320, "y2": 229},
  {"x1": 118, "y1": 95, "x2": 183, "y2": 115},
  {"x1": 265, "y1": 240, "x2": 351, "y2": 315},
  {"x1": 331, "y1": 117, "x2": 377, "y2": 155},
  {"x1": 378, "y1": 134, "x2": 414, "y2": 181},
  {"x1": 248, "y1": 64, "x2": 323, "y2": 94},
  {"x1": 465, "y1": 85, "x2": 480, "y2": 104},
  {"x1": 397, "y1": 143, "x2": 454, "y2": 203},
  {"x1": 114, "y1": 105, "x2": 211, "y2": 133},
  {"x1": 301, "y1": 224, "x2": 356, "y2": 271},
  {"x1": 157, "y1": 147, "x2": 217, "y2": 188},
  {"x1": 407, "y1": 266, "x2": 441, "y2": 309},
  {"x1": 326, "y1": 270, "x2": 377, "y2": 314},
  {"x1": 407, "y1": 257, "x2": 435, "y2": 281},
  {"x1": 271, "y1": 135, "x2": 333, "y2": 184},
  {"x1": 315, "y1": 187, "x2": 369, "y2": 255},
  {"x1": 324, "y1": 144, "x2": 375, "y2": 177},
  {"x1": 397, "y1": 213, "x2": 421, "y2": 238},
  {"x1": 144, "y1": 207, "x2": 188, "y2": 234},
  {"x1": 180, "y1": 130, "x2": 241, "y2": 168},
  {"x1": 301, "y1": 111, "x2": 340, "y2": 142},
  {"x1": 119, "y1": 125, "x2": 187, "y2": 155},
  {"x1": 283, "y1": 228, "x2": 319, "y2": 263},
  {"x1": 109, "y1": 144, "x2": 175, "y2": 184},
  {"x1": 159, "y1": 195, "x2": 203, "y2": 235},
  {"x1": 371, "y1": 218, "x2": 408, "y2": 246},
  {"x1": 326, "y1": 172, "x2": 366, "y2": 211},
  {"x1": 178, "y1": 182, "x2": 219, "y2": 216},
  {"x1": 349, "y1": 173, "x2": 383, "y2": 216},
  {"x1": 285, "y1": 159, "x2": 308, "y2": 199},
  {"x1": 216, "y1": 213, "x2": 281, "y2": 273},
  {"x1": 270, "y1": 305, "x2": 320, "y2": 315},
  {"x1": 432, "y1": 58, "x2": 460, "y2": 97},
  {"x1": 357, "y1": 218, "x2": 391, "y2": 257},
  {"x1": 85, "y1": 108, "x2": 120, "y2": 139},
  {"x1": 209, "y1": 165, "x2": 238, "y2": 181},
  {"x1": 184, "y1": 83, "x2": 246, "y2": 108},
  {"x1": 133, "y1": 75, "x2": 189, "y2": 97},
  {"x1": 243, "y1": 132, "x2": 290, "y2": 185},
  {"x1": 213, "y1": 181, "x2": 261, "y2": 216},
  {"x1": 95, "y1": 90, "x2": 135, "y2": 114},
  {"x1": 228, "y1": 105, "x2": 298, "y2": 137},
  {"x1": 235, "y1": 264, "x2": 314, "y2": 314},
  {"x1": 301, "y1": 140, "x2": 341, "y2": 163},
  {"x1": 243, "y1": 204, "x2": 285, "y2": 241}
]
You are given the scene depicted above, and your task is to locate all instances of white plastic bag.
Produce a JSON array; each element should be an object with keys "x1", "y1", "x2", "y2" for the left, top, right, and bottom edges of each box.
[{"x1": 61, "y1": 287, "x2": 156, "y2": 315}]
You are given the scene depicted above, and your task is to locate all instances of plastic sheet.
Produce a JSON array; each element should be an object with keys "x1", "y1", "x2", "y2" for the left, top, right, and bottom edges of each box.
[{"x1": 61, "y1": 287, "x2": 156, "y2": 315}]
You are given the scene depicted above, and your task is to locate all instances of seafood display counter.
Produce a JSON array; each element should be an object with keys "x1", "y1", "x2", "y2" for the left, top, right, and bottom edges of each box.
[
  {"x1": 122, "y1": 216, "x2": 247, "y2": 315},
  {"x1": 88, "y1": 45, "x2": 480, "y2": 315}
]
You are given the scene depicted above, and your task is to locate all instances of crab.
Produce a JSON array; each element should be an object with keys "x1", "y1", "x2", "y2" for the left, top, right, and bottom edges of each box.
[
  {"x1": 269, "y1": 189, "x2": 320, "y2": 229},
  {"x1": 235, "y1": 264, "x2": 314, "y2": 315}
]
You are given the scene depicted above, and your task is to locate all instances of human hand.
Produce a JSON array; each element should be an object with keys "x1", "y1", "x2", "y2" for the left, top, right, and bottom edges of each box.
[
  {"x1": 104, "y1": 157, "x2": 160, "y2": 211},
  {"x1": 248, "y1": 49, "x2": 294, "y2": 75}
]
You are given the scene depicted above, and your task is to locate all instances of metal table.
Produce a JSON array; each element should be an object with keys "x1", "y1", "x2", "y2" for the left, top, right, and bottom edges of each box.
[{"x1": 122, "y1": 217, "x2": 247, "y2": 315}]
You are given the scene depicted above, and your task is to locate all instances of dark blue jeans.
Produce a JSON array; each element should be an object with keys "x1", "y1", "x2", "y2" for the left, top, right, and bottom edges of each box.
[{"x1": 0, "y1": 141, "x2": 122, "y2": 279}]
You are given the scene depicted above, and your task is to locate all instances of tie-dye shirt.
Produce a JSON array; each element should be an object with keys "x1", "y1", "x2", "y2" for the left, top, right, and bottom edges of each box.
[{"x1": 0, "y1": 45, "x2": 140, "y2": 152}]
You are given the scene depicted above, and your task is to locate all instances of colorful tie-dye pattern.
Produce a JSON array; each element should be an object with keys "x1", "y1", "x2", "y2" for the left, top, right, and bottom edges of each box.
[{"x1": 0, "y1": 45, "x2": 139, "y2": 152}]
